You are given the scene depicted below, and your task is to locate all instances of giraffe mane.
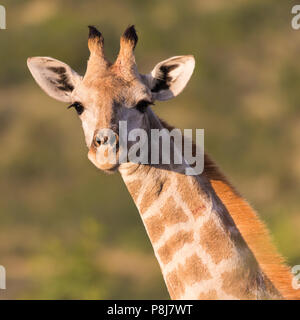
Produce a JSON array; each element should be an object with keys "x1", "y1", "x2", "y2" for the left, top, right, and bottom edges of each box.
[{"x1": 158, "y1": 117, "x2": 300, "y2": 299}]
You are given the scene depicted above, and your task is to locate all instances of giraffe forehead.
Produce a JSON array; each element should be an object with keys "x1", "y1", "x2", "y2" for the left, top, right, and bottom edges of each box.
[
  {"x1": 82, "y1": 72, "x2": 128, "y2": 95},
  {"x1": 80, "y1": 72, "x2": 148, "y2": 108}
]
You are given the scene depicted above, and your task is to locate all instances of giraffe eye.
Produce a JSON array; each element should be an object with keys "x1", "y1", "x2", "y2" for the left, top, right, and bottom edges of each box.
[
  {"x1": 135, "y1": 100, "x2": 154, "y2": 113},
  {"x1": 67, "y1": 102, "x2": 84, "y2": 115}
]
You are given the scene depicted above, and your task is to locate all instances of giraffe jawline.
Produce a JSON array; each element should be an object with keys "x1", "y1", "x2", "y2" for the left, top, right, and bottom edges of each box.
[{"x1": 102, "y1": 163, "x2": 120, "y2": 174}]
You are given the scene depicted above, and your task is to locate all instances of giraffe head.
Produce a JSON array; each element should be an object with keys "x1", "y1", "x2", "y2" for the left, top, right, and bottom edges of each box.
[{"x1": 27, "y1": 26, "x2": 195, "y2": 172}]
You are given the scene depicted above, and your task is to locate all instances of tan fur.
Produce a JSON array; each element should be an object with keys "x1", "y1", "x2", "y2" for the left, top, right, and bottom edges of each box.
[
  {"x1": 198, "y1": 290, "x2": 218, "y2": 300},
  {"x1": 221, "y1": 268, "x2": 256, "y2": 299},
  {"x1": 29, "y1": 26, "x2": 299, "y2": 299},
  {"x1": 161, "y1": 119, "x2": 300, "y2": 299},
  {"x1": 87, "y1": 33, "x2": 108, "y2": 76},
  {"x1": 204, "y1": 154, "x2": 300, "y2": 299},
  {"x1": 123, "y1": 162, "x2": 272, "y2": 299},
  {"x1": 166, "y1": 270, "x2": 185, "y2": 299},
  {"x1": 177, "y1": 173, "x2": 207, "y2": 218},
  {"x1": 115, "y1": 36, "x2": 136, "y2": 68},
  {"x1": 178, "y1": 253, "x2": 212, "y2": 285},
  {"x1": 145, "y1": 196, "x2": 188, "y2": 243},
  {"x1": 199, "y1": 219, "x2": 234, "y2": 265},
  {"x1": 88, "y1": 35, "x2": 105, "y2": 58},
  {"x1": 157, "y1": 230, "x2": 194, "y2": 265},
  {"x1": 166, "y1": 254, "x2": 212, "y2": 299},
  {"x1": 139, "y1": 178, "x2": 170, "y2": 214},
  {"x1": 126, "y1": 180, "x2": 143, "y2": 201}
]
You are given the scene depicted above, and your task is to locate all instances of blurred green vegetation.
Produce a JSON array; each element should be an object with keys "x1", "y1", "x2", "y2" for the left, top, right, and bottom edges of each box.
[{"x1": 0, "y1": 0, "x2": 299, "y2": 299}]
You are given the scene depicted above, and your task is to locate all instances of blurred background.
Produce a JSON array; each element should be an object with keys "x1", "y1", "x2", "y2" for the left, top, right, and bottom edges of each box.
[{"x1": 0, "y1": 0, "x2": 299, "y2": 299}]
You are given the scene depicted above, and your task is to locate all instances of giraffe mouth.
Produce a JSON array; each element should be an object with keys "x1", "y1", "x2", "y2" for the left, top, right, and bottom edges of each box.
[
  {"x1": 103, "y1": 163, "x2": 120, "y2": 174},
  {"x1": 87, "y1": 147, "x2": 121, "y2": 172}
]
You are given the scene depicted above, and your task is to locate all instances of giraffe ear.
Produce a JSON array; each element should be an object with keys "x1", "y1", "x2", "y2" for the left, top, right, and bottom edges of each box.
[
  {"x1": 143, "y1": 55, "x2": 195, "y2": 101},
  {"x1": 27, "y1": 57, "x2": 82, "y2": 103}
]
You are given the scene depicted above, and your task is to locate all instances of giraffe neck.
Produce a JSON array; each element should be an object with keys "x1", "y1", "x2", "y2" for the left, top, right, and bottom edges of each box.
[{"x1": 119, "y1": 160, "x2": 282, "y2": 300}]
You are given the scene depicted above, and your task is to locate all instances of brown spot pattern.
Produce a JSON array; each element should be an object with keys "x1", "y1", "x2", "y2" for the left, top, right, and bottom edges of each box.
[
  {"x1": 198, "y1": 290, "x2": 218, "y2": 300},
  {"x1": 126, "y1": 179, "x2": 142, "y2": 201},
  {"x1": 145, "y1": 197, "x2": 188, "y2": 243},
  {"x1": 166, "y1": 270, "x2": 185, "y2": 299},
  {"x1": 158, "y1": 230, "x2": 194, "y2": 265},
  {"x1": 139, "y1": 178, "x2": 171, "y2": 214},
  {"x1": 177, "y1": 174, "x2": 206, "y2": 219},
  {"x1": 166, "y1": 254, "x2": 211, "y2": 299},
  {"x1": 199, "y1": 219, "x2": 233, "y2": 264},
  {"x1": 178, "y1": 254, "x2": 211, "y2": 285},
  {"x1": 221, "y1": 268, "x2": 256, "y2": 299}
]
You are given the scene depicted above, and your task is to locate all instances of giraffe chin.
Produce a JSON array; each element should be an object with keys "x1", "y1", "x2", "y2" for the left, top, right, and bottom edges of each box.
[
  {"x1": 87, "y1": 149, "x2": 120, "y2": 173},
  {"x1": 92, "y1": 160, "x2": 120, "y2": 173},
  {"x1": 102, "y1": 163, "x2": 120, "y2": 174}
]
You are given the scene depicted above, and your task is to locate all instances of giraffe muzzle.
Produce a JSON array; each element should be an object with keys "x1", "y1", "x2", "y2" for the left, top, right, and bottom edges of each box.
[
  {"x1": 93, "y1": 128, "x2": 119, "y2": 149},
  {"x1": 89, "y1": 128, "x2": 120, "y2": 172}
]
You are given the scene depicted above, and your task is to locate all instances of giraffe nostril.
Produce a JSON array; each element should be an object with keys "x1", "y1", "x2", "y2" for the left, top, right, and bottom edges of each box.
[
  {"x1": 103, "y1": 136, "x2": 108, "y2": 144},
  {"x1": 94, "y1": 136, "x2": 102, "y2": 147},
  {"x1": 94, "y1": 135, "x2": 110, "y2": 147}
]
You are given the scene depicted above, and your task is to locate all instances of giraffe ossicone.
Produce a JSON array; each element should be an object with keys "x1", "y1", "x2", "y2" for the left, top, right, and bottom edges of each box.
[{"x1": 27, "y1": 25, "x2": 300, "y2": 300}]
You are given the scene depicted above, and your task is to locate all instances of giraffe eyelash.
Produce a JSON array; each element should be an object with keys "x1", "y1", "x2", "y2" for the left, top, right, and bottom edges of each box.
[{"x1": 67, "y1": 101, "x2": 85, "y2": 115}]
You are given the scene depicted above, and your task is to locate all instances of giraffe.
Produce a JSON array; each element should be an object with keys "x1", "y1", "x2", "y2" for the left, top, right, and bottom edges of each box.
[{"x1": 27, "y1": 25, "x2": 300, "y2": 300}]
